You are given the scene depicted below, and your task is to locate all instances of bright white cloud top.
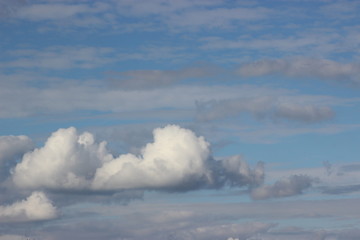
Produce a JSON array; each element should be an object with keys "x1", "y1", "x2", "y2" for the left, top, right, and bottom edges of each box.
[{"x1": 1, "y1": 0, "x2": 360, "y2": 239}]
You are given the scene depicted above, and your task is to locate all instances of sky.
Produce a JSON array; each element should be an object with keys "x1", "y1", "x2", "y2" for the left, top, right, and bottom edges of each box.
[{"x1": 0, "y1": 0, "x2": 360, "y2": 239}]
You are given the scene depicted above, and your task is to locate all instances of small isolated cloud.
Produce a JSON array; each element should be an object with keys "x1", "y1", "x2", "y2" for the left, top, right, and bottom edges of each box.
[
  {"x1": 0, "y1": 191, "x2": 58, "y2": 222},
  {"x1": 196, "y1": 96, "x2": 335, "y2": 123},
  {"x1": 251, "y1": 175, "x2": 315, "y2": 200},
  {"x1": 12, "y1": 125, "x2": 263, "y2": 193},
  {"x1": 237, "y1": 58, "x2": 360, "y2": 85}
]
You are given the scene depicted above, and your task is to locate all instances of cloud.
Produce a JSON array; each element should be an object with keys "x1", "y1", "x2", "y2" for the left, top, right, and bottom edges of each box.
[
  {"x1": 115, "y1": 0, "x2": 271, "y2": 30},
  {"x1": 107, "y1": 65, "x2": 218, "y2": 90},
  {"x1": 0, "y1": 0, "x2": 26, "y2": 18},
  {"x1": 173, "y1": 222, "x2": 275, "y2": 240},
  {"x1": 92, "y1": 125, "x2": 211, "y2": 191},
  {"x1": 3, "y1": 46, "x2": 114, "y2": 70},
  {"x1": 0, "y1": 235, "x2": 28, "y2": 240},
  {"x1": 0, "y1": 135, "x2": 33, "y2": 166},
  {"x1": 251, "y1": 174, "x2": 315, "y2": 200},
  {"x1": 237, "y1": 58, "x2": 360, "y2": 85},
  {"x1": 0, "y1": 191, "x2": 57, "y2": 222},
  {"x1": 12, "y1": 127, "x2": 109, "y2": 190},
  {"x1": 196, "y1": 96, "x2": 335, "y2": 123},
  {"x1": 0, "y1": 135, "x2": 33, "y2": 180},
  {"x1": 12, "y1": 125, "x2": 263, "y2": 192}
]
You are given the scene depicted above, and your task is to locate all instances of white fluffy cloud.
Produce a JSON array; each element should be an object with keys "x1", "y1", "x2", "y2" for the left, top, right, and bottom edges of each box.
[
  {"x1": 12, "y1": 127, "x2": 110, "y2": 190},
  {"x1": 92, "y1": 125, "x2": 211, "y2": 190},
  {"x1": 11, "y1": 125, "x2": 263, "y2": 192},
  {"x1": 0, "y1": 191, "x2": 57, "y2": 222}
]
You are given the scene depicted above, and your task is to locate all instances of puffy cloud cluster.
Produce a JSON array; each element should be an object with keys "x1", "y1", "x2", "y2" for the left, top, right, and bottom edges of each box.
[
  {"x1": 11, "y1": 125, "x2": 263, "y2": 192},
  {"x1": 0, "y1": 191, "x2": 57, "y2": 222},
  {"x1": 12, "y1": 127, "x2": 110, "y2": 190},
  {"x1": 251, "y1": 174, "x2": 315, "y2": 200}
]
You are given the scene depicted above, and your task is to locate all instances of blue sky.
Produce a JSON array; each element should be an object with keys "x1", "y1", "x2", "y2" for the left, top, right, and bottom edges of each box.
[{"x1": 1, "y1": 0, "x2": 360, "y2": 239}]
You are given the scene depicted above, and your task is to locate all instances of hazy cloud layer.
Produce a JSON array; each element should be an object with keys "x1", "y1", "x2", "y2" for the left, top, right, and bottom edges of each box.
[
  {"x1": 238, "y1": 58, "x2": 360, "y2": 85},
  {"x1": 107, "y1": 65, "x2": 218, "y2": 90},
  {"x1": 196, "y1": 96, "x2": 335, "y2": 123},
  {"x1": 11, "y1": 125, "x2": 263, "y2": 192},
  {"x1": 0, "y1": 191, "x2": 57, "y2": 222}
]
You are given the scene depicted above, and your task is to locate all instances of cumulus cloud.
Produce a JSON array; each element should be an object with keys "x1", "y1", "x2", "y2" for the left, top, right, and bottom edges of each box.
[
  {"x1": 251, "y1": 175, "x2": 315, "y2": 200},
  {"x1": 11, "y1": 125, "x2": 263, "y2": 193},
  {"x1": 0, "y1": 191, "x2": 57, "y2": 222},
  {"x1": 196, "y1": 96, "x2": 335, "y2": 123},
  {"x1": 238, "y1": 58, "x2": 360, "y2": 85},
  {"x1": 12, "y1": 127, "x2": 110, "y2": 190},
  {"x1": 92, "y1": 125, "x2": 211, "y2": 191}
]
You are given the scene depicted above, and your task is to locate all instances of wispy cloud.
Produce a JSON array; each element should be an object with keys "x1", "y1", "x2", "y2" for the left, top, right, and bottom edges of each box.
[
  {"x1": 238, "y1": 58, "x2": 360, "y2": 85},
  {"x1": 3, "y1": 46, "x2": 115, "y2": 70}
]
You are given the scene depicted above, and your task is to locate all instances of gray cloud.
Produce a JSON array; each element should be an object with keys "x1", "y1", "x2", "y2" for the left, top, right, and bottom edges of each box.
[
  {"x1": 107, "y1": 65, "x2": 218, "y2": 90},
  {"x1": 238, "y1": 58, "x2": 360, "y2": 85},
  {"x1": 0, "y1": 135, "x2": 34, "y2": 181},
  {"x1": 116, "y1": 0, "x2": 271, "y2": 30},
  {"x1": 3, "y1": 46, "x2": 114, "y2": 70},
  {"x1": 251, "y1": 174, "x2": 315, "y2": 200},
  {"x1": 0, "y1": 191, "x2": 58, "y2": 222},
  {"x1": 196, "y1": 96, "x2": 335, "y2": 123}
]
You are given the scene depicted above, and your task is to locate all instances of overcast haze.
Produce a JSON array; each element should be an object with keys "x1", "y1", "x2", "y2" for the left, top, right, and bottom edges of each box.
[{"x1": 1, "y1": 0, "x2": 360, "y2": 239}]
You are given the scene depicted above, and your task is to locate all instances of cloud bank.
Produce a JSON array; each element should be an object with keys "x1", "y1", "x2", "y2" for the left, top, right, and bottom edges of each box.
[{"x1": 11, "y1": 125, "x2": 263, "y2": 192}]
